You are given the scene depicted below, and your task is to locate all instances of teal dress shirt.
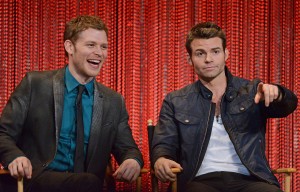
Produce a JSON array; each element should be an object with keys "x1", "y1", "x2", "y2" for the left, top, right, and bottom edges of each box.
[{"x1": 48, "y1": 66, "x2": 94, "y2": 172}]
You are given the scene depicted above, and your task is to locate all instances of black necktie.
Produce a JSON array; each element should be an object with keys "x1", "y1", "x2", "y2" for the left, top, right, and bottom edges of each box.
[{"x1": 74, "y1": 85, "x2": 85, "y2": 172}]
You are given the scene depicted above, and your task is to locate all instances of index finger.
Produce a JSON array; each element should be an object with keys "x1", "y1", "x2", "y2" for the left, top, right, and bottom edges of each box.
[
  {"x1": 262, "y1": 84, "x2": 271, "y2": 107},
  {"x1": 112, "y1": 167, "x2": 122, "y2": 179},
  {"x1": 254, "y1": 82, "x2": 264, "y2": 104}
]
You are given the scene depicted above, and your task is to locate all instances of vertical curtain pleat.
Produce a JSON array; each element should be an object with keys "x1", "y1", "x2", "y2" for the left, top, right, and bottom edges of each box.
[
  {"x1": 0, "y1": 0, "x2": 299, "y2": 191},
  {"x1": 0, "y1": 1, "x2": 15, "y2": 109},
  {"x1": 292, "y1": 1, "x2": 300, "y2": 191}
]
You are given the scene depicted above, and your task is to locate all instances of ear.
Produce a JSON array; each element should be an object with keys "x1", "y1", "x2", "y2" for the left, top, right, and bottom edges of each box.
[
  {"x1": 64, "y1": 40, "x2": 74, "y2": 56},
  {"x1": 225, "y1": 48, "x2": 229, "y2": 61}
]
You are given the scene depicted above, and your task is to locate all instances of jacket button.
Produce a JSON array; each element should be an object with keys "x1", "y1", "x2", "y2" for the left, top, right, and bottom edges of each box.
[
  {"x1": 184, "y1": 119, "x2": 190, "y2": 123},
  {"x1": 240, "y1": 107, "x2": 245, "y2": 111}
]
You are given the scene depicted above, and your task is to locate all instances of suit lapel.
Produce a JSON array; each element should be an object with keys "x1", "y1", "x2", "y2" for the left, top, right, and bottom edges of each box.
[
  {"x1": 53, "y1": 68, "x2": 65, "y2": 144},
  {"x1": 85, "y1": 83, "x2": 104, "y2": 169}
]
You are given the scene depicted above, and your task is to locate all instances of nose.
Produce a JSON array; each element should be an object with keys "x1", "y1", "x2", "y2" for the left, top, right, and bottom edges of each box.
[
  {"x1": 94, "y1": 46, "x2": 104, "y2": 57},
  {"x1": 205, "y1": 53, "x2": 213, "y2": 63}
]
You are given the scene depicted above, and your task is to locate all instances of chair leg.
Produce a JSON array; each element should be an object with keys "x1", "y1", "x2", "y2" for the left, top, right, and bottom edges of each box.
[
  {"x1": 136, "y1": 175, "x2": 141, "y2": 192},
  {"x1": 284, "y1": 173, "x2": 291, "y2": 192},
  {"x1": 171, "y1": 175, "x2": 177, "y2": 192},
  {"x1": 17, "y1": 177, "x2": 23, "y2": 192},
  {"x1": 151, "y1": 174, "x2": 158, "y2": 192}
]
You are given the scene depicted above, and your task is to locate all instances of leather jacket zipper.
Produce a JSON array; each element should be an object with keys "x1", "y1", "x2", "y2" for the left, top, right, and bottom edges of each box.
[{"x1": 189, "y1": 103, "x2": 213, "y2": 181}]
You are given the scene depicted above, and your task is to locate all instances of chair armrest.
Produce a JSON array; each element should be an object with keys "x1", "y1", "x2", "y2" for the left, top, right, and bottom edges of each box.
[
  {"x1": 272, "y1": 168, "x2": 296, "y2": 174},
  {"x1": 113, "y1": 168, "x2": 149, "y2": 181},
  {"x1": 0, "y1": 169, "x2": 24, "y2": 192},
  {"x1": 171, "y1": 168, "x2": 182, "y2": 173},
  {"x1": 0, "y1": 169, "x2": 10, "y2": 174},
  {"x1": 140, "y1": 168, "x2": 149, "y2": 174}
]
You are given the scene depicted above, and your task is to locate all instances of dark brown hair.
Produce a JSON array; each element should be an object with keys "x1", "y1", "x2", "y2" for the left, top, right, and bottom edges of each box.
[
  {"x1": 64, "y1": 15, "x2": 108, "y2": 56},
  {"x1": 185, "y1": 22, "x2": 226, "y2": 56}
]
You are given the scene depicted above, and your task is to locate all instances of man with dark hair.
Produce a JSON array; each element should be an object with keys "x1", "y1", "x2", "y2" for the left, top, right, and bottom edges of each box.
[
  {"x1": 152, "y1": 22, "x2": 297, "y2": 192},
  {"x1": 0, "y1": 15, "x2": 143, "y2": 192}
]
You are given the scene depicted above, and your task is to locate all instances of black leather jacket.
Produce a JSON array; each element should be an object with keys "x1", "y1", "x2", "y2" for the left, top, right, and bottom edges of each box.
[{"x1": 152, "y1": 68, "x2": 298, "y2": 191}]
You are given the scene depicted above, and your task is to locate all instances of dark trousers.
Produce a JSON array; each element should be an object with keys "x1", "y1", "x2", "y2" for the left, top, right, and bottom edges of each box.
[
  {"x1": 186, "y1": 172, "x2": 282, "y2": 192},
  {"x1": 0, "y1": 170, "x2": 103, "y2": 192}
]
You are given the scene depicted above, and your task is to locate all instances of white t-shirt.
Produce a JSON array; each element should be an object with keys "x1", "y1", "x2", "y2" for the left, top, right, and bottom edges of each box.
[{"x1": 196, "y1": 115, "x2": 250, "y2": 176}]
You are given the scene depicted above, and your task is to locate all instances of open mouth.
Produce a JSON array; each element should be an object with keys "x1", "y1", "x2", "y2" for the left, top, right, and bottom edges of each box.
[{"x1": 87, "y1": 59, "x2": 101, "y2": 65}]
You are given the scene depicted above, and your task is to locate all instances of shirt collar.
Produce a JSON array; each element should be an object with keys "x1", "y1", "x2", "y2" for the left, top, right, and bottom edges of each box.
[{"x1": 65, "y1": 66, "x2": 94, "y2": 96}]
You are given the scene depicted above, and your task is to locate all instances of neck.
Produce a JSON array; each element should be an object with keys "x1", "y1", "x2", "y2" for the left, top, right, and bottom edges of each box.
[
  {"x1": 68, "y1": 64, "x2": 93, "y2": 85},
  {"x1": 200, "y1": 77, "x2": 227, "y2": 102},
  {"x1": 200, "y1": 76, "x2": 227, "y2": 117}
]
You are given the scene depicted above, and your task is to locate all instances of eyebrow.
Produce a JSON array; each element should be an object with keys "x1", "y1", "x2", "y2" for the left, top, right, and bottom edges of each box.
[
  {"x1": 85, "y1": 41, "x2": 108, "y2": 45},
  {"x1": 211, "y1": 47, "x2": 222, "y2": 51},
  {"x1": 85, "y1": 41, "x2": 96, "y2": 44},
  {"x1": 195, "y1": 47, "x2": 221, "y2": 52}
]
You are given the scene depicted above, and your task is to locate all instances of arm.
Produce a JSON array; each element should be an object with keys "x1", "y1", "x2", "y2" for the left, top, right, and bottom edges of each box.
[
  {"x1": 0, "y1": 73, "x2": 32, "y2": 179},
  {"x1": 151, "y1": 95, "x2": 183, "y2": 182},
  {"x1": 152, "y1": 95, "x2": 179, "y2": 164},
  {"x1": 111, "y1": 96, "x2": 143, "y2": 182},
  {"x1": 254, "y1": 82, "x2": 298, "y2": 117}
]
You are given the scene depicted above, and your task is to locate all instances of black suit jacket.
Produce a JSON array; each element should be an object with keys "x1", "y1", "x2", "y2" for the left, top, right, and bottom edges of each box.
[{"x1": 0, "y1": 67, "x2": 143, "y2": 189}]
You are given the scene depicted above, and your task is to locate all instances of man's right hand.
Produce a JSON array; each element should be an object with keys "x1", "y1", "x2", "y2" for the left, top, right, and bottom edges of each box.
[
  {"x1": 8, "y1": 156, "x2": 32, "y2": 179},
  {"x1": 154, "y1": 157, "x2": 183, "y2": 182}
]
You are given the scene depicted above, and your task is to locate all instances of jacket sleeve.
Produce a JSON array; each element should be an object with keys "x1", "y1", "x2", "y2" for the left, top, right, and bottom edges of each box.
[
  {"x1": 0, "y1": 73, "x2": 31, "y2": 167},
  {"x1": 151, "y1": 94, "x2": 179, "y2": 167},
  {"x1": 261, "y1": 84, "x2": 298, "y2": 118},
  {"x1": 111, "y1": 96, "x2": 144, "y2": 168}
]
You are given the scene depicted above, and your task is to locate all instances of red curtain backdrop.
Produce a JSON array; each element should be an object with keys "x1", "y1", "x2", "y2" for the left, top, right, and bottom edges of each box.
[{"x1": 0, "y1": 0, "x2": 299, "y2": 191}]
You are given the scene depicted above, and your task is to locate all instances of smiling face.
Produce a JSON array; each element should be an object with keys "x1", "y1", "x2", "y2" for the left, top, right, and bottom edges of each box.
[
  {"x1": 64, "y1": 28, "x2": 108, "y2": 84},
  {"x1": 189, "y1": 37, "x2": 229, "y2": 83}
]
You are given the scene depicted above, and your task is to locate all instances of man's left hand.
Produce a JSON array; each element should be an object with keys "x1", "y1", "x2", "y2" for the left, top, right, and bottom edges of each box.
[{"x1": 112, "y1": 159, "x2": 141, "y2": 183}]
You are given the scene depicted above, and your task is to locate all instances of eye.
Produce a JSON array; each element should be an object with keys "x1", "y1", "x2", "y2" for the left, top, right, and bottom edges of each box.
[
  {"x1": 195, "y1": 51, "x2": 205, "y2": 57},
  {"x1": 213, "y1": 49, "x2": 220, "y2": 54},
  {"x1": 101, "y1": 44, "x2": 108, "y2": 50},
  {"x1": 87, "y1": 43, "x2": 95, "y2": 47}
]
